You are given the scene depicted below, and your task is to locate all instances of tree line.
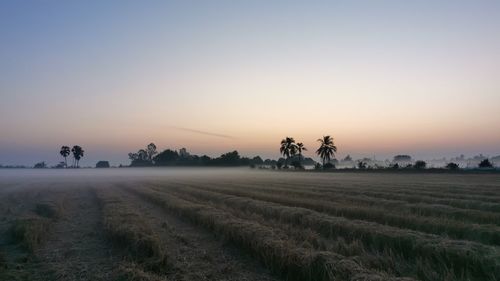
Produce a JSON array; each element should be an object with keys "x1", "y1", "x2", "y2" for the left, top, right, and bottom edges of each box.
[{"x1": 128, "y1": 143, "x2": 265, "y2": 167}]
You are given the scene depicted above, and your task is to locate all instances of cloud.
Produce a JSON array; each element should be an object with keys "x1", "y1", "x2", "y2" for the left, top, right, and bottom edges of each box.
[{"x1": 170, "y1": 126, "x2": 235, "y2": 139}]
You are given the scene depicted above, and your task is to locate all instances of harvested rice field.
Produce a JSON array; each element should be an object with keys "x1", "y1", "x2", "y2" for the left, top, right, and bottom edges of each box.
[{"x1": 0, "y1": 168, "x2": 499, "y2": 281}]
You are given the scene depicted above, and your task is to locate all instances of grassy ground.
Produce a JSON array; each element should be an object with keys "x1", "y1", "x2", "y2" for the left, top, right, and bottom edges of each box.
[{"x1": 0, "y1": 170, "x2": 499, "y2": 280}]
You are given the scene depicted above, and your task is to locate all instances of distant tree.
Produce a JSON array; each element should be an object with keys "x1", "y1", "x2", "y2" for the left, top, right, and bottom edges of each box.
[
  {"x1": 146, "y1": 143, "x2": 158, "y2": 163},
  {"x1": 414, "y1": 160, "x2": 427, "y2": 169},
  {"x1": 276, "y1": 161, "x2": 283, "y2": 169},
  {"x1": 358, "y1": 161, "x2": 367, "y2": 169},
  {"x1": 96, "y1": 161, "x2": 110, "y2": 168},
  {"x1": 446, "y1": 162, "x2": 459, "y2": 170},
  {"x1": 479, "y1": 159, "x2": 493, "y2": 168},
  {"x1": 393, "y1": 155, "x2": 412, "y2": 162},
  {"x1": 391, "y1": 163, "x2": 399, "y2": 169},
  {"x1": 280, "y1": 137, "x2": 297, "y2": 168},
  {"x1": 54, "y1": 162, "x2": 66, "y2": 169},
  {"x1": 291, "y1": 160, "x2": 304, "y2": 170},
  {"x1": 59, "y1": 146, "x2": 70, "y2": 168},
  {"x1": 71, "y1": 145, "x2": 84, "y2": 168},
  {"x1": 323, "y1": 163, "x2": 335, "y2": 169},
  {"x1": 316, "y1": 136, "x2": 337, "y2": 167},
  {"x1": 154, "y1": 149, "x2": 179, "y2": 166},
  {"x1": 33, "y1": 162, "x2": 47, "y2": 169},
  {"x1": 251, "y1": 156, "x2": 264, "y2": 166},
  {"x1": 343, "y1": 155, "x2": 353, "y2": 162},
  {"x1": 296, "y1": 142, "x2": 307, "y2": 166}
]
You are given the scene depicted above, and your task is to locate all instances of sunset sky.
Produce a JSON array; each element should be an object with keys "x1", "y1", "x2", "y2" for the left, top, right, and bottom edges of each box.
[{"x1": 1, "y1": 1, "x2": 499, "y2": 166}]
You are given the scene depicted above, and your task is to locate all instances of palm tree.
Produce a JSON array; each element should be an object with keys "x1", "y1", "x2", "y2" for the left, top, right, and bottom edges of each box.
[
  {"x1": 71, "y1": 145, "x2": 84, "y2": 168},
  {"x1": 296, "y1": 143, "x2": 307, "y2": 165},
  {"x1": 316, "y1": 136, "x2": 337, "y2": 166},
  {"x1": 279, "y1": 137, "x2": 297, "y2": 168},
  {"x1": 59, "y1": 146, "x2": 70, "y2": 168}
]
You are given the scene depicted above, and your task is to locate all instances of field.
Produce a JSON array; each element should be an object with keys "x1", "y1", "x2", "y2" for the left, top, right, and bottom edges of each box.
[{"x1": 0, "y1": 169, "x2": 499, "y2": 281}]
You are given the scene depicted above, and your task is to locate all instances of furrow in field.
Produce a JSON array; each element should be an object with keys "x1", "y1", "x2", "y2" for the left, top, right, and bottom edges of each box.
[
  {"x1": 184, "y1": 180, "x2": 500, "y2": 226},
  {"x1": 94, "y1": 188, "x2": 170, "y2": 278},
  {"x1": 102, "y1": 184, "x2": 280, "y2": 281},
  {"x1": 164, "y1": 186, "x2": 437, "y2": 280},
  {"x1": 125, "y1": 185, "x2": 413, "y2": 281},
  {"x1": 31, "y1": 186, "x2": 120, "y2": 281},
  {"x1": 151, "y1": 183, "x2": 500, "y2": 281},
  {"x1": 207, "y1": 176, "x2": 500, "y2": 201},
  {"x1": 158, "y1": 182, "x2": 500, "y2": 246},
  {"x1": 169, "y1": 177, "x2": 500, "y2": 213}
]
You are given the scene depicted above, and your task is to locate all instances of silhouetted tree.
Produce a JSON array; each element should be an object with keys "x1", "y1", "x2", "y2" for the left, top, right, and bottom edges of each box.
[
  {"x1": 34, "y1": 162, "x2": 47, "y2": 169},
  {"x1": 446, "y1": 162, "x2": 459, "y2": 170},
  {"x1": 71, "y1": 145, "x2": 84, "y2": 168},
  {"x1": 414, "y1": 160, "x2": 427, "y2": 169},
  {"x1": 280, "y1": 137, "x2": 297, "y2": 168},
  {"x1": 316, "y1": 135, "x2": 337, "y2": 167},
  {"x1": 358, "y1": 161, "x2": 367, "y2": 169},
  {"x1": 296, "y1": 142, "x2": 307, "y2": 166},
  {"x1": 146, "y1": 143, "x2": 158, "y2": 163},
  {"x1": 59, "y1": 146, "x2": 70, "y2": 167},
  {"x1": 479, "y1": 159, "x2": 493, "y2": 168}
]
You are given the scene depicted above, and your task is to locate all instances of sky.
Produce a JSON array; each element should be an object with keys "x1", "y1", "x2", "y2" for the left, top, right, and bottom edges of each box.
[{"x1": 1, "y1": 0, "x2": 499, "y2": 166}]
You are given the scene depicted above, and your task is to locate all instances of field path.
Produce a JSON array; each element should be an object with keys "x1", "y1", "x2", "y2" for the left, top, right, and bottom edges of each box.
[
  {"x1": 119, "y1": 184, "x2": 280, "y2": 281},
  {"x1": 32, "y1": 185, "x2": 118, "y2": 281}
]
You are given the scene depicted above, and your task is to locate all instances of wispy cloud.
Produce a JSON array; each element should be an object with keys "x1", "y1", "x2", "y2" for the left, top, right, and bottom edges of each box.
[{"x1": 170, "y1": 126, "x2": 235, "y2": 139}]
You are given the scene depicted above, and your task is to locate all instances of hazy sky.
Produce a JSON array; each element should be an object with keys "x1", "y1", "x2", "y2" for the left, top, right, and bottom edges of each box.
[{"x1": 1, "y1": 1, "x2": 499, "y2": 166}]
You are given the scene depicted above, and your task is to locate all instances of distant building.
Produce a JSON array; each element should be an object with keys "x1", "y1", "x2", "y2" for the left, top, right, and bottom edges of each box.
[{"x1": 96, "y1": 161, "x2": 110, "y2": 168}]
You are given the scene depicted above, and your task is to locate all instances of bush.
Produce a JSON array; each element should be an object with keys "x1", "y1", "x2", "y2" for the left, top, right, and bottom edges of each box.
[
  {"x1": 479, "y1": 159, "x2": 493, "y2": 168},
  {"x1": 323, "y1": 163, "x2": 335, "y2": 169},
  {"x1": 96, "y1": 161, "x2": 110, "y2": 168},
  {"x1": 291, "y1": 161, "x2": 304, "y2": 170},
  {"x1": 414, "y1": 160, "x2": 427, "y2": 169},
  {"x1": 446, "y1": 162, "x2": 459, "y2": 170}
]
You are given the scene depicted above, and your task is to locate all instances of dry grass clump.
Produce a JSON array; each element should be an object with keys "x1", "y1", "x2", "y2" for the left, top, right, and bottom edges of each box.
[
  {"x1": 161, "y1": 185, "x2": 500, "y2": 281},
  {"x1": 95, "y1": 191, "x2": 169, "y2": 273},
  {"x1": 127, "y1": 187, "x2": 413, "y2": 281},
  {"x1": 34, "y1": 202, "x2": 63, "y2": 219},
  {"x1": 10, "y1": 216, "x2": 51, "y2": 252}
]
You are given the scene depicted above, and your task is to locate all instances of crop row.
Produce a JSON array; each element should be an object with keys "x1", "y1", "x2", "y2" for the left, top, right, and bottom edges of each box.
[
  {"x1": 153, "y1": 184, "x2": 500, "y2": 281},
  {"x1": 191, "y1": 180, "x2": 500, "y2": 226},
  {"x1": 125, "y1": 186, "x2": 413, "y2": 281},
  {"x1": 94, "y1": 189, "x2": 169, "y2": 274},
  {"x1": 166, "y1": 182, "x2": 500, "y2": 247}
]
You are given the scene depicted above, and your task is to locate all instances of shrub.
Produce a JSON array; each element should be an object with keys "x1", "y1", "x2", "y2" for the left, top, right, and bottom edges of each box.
[
  {"x1": 479, "y1": 159, "x2": 493, "y2": 168},
  {"x1": 10, "y1": 217, "x2": 51, "y2": 252},
  {"x1": 414, "y1": 161, "x2": 427, "y2": 169},
  {"x1": 323, "y1": 163, "x2": 335, "y2": 169},
  {"x1": 446, "y1": 162, "x2": 459, "y2": 170}
]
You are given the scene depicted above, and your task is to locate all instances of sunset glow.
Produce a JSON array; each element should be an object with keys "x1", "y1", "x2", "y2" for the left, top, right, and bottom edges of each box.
[{"x1": 1, "y1": 1, "x2": 499, "y2": 165}]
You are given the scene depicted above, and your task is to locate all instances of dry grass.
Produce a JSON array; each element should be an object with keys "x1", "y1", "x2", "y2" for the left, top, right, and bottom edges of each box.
[
  {"x1": 9, "y1": 216, "x2": 51, "y2": 252},
  {"x1": 95, "y1": 189, "x2": 170, "y2": 273},
  {"x1": 127, "y1": 186, "x2": 413, "y2": 281},
  {"x1": 149, "y1": 182, "x2": 500, "y2": 281}
]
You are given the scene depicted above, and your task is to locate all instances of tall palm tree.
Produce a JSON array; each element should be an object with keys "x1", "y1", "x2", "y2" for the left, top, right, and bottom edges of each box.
[
  {"x1": 71, "y1": 145, "x2": 84, "y2": 168},
  {"x1": 296, "y1": 143, "x2": 307, "y2": 165},
  {"x1": 279, "y1": 137, "x2": 296, "y2": 168},
  {"x1": 316, "y1": 136, "x2": 337, "y2": 166},
  {"x1": 59, "y1": 146, "x2": 70, "y2": 168}
]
